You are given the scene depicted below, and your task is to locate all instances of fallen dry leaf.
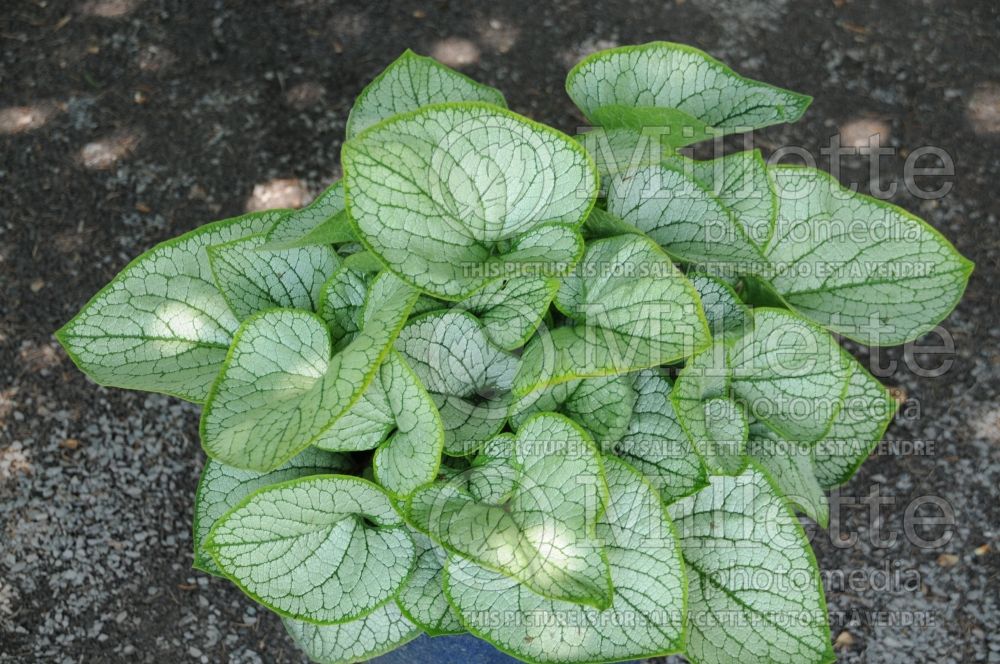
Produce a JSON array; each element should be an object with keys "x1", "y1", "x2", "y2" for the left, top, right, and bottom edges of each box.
[
  {"x1": 937, "y1": 553, "x2": 959, "y2": 567},
  {"x1": 833, "y1": 631, "x2": 855, "y2": 650}
]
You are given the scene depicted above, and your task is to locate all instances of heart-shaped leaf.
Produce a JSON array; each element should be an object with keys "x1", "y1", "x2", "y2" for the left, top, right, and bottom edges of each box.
[
  {"x1": 664, "y1": 150, "x2": 777, "y2": 247},
  {"x1": 606, "y1": 163, "x2": 769, "y2": 273},
  {"x1": 396, "y1": 310, "x2": 518, "y2": 456},
  {"x1": 579, "y1": 129, "x2": 775, "y2": 246},
  {"x1": 464, "y1": 438, "x2": 519, "y2": 505},
  {"x1": 670, "y1": 468, "x2": 833, "y2": 664},
  {"x1": 765, "y1": 166, "x2": 973, "y2": 345},
  {"x1": 317, "y1": 265, "x2": 369, "y2": 347},
  {"x1": 193, "y1": 448, "x2": 351, "y2": 577},
  {"x1": 200, "y1": 273, "x2": 417, "y2": 471},
  {"x1": 687, "y1": 272, "x2": 751, "y2": 340},
  {"x1": 510, "y1": 374, "x2": 637, "y2": 452},
  {"x1": 343, "y1": 102, "x2": 597, "y2": 299},
  {"x1": 703, "y1": 397, "x2": 750, "y2": 468},
  {"x1": 314, "y1": 375, "x2": 394, "y2": 452},
  {"x1": 346, "y1": 49, "x2": 507, "y2": 139},
  {"x1": 307, "y1": 347, "x2": 443, "y2": 499},
  {"x1": 670, "y1": 342, "x2": 747, "y2": 475},
  {"x1": 56, "y1": 210, "x2": 285, "y2": 402},
  {"x1": 576, "y1": 127, "x2": 672, "y2": 184},
  {"x1": 262, "y1": 181, "x2": 356, "y2": 249},
  {"x1": 494, "y1": 221, "x2": 585, "y2": 266},
  {"x1": 444, "y1": 456, "x2": 686, "y2": 663},
  {"x1": 283, "y1": 603, "x2": 420, "y2": 664},
  {"x1": 566, "y1": 42, "x2": 811, "y2": 148},
  {"x1": 370, "y1": 352, "x2": 445, "y2": 497},
  {"x1": 747, "y1": 423, "x2": 829, "y2": 527},
  {"x1": 205, "y1": 475, "x2": 416, "y2": 624},
  {"x1": 456, "y1": 276, "x2": 560, "y2": 350},
  {"x1": 812, "y1": 354, "x2": 898, "y2": 488},
  {"x1": 515, "y1": 234, "x2": 710, "y2": 395},
  {"x1": 728, "y1": 308, "x2": 850, "y2": 442},
  {"x1": 207, "y1": 234, "x2": 339, "y2": 320},
  {"x1": 406, "y1": 413, "x2": 613, "y2": 608},
  {"x1": 615, "y1": 369, "x2": 708, "y2": 504},
  {"x1": 395, "y1": 531, "x2": 464, "y2": 636}
]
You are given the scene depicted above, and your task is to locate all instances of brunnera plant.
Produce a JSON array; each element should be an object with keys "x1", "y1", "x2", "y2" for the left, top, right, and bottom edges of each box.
[{"x1": 57, "y1": 43, "x2": 972, "y2": 664}]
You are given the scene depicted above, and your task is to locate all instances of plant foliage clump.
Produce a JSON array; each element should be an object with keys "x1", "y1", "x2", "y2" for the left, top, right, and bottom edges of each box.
[{"x1": 58, "y1": 43, "x2": 972, "y2": 664}]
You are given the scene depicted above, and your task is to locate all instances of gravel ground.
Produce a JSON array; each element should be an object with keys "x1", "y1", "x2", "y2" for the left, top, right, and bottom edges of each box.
[{"x1": 2, "y1": 1, "x2": 998, "y2": 662}]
